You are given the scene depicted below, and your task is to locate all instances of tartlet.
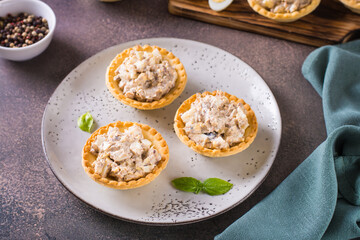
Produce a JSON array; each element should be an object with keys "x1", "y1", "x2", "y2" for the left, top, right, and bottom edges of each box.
[
  {"x1": 174, "y1": 91, "x2": 258, "y2": 157},
  {"x1": 247, "y1": 0, "x2": 321, "y2": 22},
  {"x1": 82, "y1": 121, "x2": 169, "y2": 189},
  {"x1": 106, "y1": 45, "x2": 187, "y2": 110},
  {"x1": 339, "y1": 0, "x2": 360, "y2": 14}
]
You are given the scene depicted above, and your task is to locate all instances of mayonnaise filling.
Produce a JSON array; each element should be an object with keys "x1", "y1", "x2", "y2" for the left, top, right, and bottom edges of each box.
[
  {"x1": 181, "y1": 91, "x2": 249, "y2": 149},
  {"x1": 114, "y1": 48, "x2": 177, "y2": 102},
  {"x1": 90, "y1": 125, "x2": 161, "y2": 181},
  {"x1": 256, "y1": 0, "x2": 312, "y2": 13}
]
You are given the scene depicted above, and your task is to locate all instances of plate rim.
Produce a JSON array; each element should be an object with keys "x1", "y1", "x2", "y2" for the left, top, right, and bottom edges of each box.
[{"x1": 41, "y1": 37, "x2": 282, "y2": 226}]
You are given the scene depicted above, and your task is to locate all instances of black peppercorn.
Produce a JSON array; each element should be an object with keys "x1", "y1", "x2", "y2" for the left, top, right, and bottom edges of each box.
[{"x1": 0, "y1": 12, "x2": 49, "y2": 48}]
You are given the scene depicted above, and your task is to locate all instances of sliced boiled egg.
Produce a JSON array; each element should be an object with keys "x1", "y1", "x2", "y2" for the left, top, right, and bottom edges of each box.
[{"x1": 208, "y1": 0, "x2": 234, "y2": 12}]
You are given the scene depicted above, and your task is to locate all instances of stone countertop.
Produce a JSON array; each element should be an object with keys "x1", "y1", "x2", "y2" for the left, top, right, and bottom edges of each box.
[{"x1": 0, "y1": 0, "x2": 327, "y2": 239}]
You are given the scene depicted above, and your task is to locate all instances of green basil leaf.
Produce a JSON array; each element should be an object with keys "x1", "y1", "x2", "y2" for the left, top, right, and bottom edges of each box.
[
  {"x1": 77, "y1": 112, "x2": 94, "y2": 133},
  {"x1": 171, "y1": 177, "x2": 203, "y2": 194},
  {"x1": 202, "y1": 178, "x2": 233, "y2": 196}
]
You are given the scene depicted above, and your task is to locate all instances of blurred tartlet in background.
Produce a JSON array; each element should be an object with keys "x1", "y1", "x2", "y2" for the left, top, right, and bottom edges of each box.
[
  {"x1": 339, "y1": 0, "x2": 360, "y2": 14},
  {"x1": 247, "y1": 0, "x2": 321, "y2": 22}
]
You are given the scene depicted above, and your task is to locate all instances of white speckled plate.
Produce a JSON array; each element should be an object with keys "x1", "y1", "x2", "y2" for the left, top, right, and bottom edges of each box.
[{"x1": 41, "y1": 38, "x2": 281, "y2": 225}]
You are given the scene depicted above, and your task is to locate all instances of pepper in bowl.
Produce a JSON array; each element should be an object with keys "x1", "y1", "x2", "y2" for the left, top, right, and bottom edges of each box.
[
  {"x1": 0, "y1": 12, "x2": 49, "y2": 48},
  {"x1": 0, "y1": 0, "x2": 56, "y2": 61}
]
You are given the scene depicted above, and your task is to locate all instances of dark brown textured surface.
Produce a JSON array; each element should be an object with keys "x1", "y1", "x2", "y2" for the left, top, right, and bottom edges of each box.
[
  {"x1": 0, "y1": 0, "x2": 327, "y2": 239},
  {"x1": 169, "y1": 0, "x2": 360, "y2": 47}
]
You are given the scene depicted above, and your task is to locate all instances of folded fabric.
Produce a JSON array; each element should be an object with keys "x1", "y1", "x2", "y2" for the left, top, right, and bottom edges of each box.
[{"x1": 215, "y1": 40, "x2": 360, "y2": 240}]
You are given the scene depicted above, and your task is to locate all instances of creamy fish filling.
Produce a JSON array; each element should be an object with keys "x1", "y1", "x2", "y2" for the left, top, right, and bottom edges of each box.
[
  {"x1": 181, "y1": 91, "x2": 249, "y2": 149},
  {"x1": 90, "y1": 125, "x2": 161, "y2": 182},
  {"x1": 255, "y1": 0, "x2": 312, "y2": 13},
  {"x1": 114, "y1": 49, "x2": 178, "y2": 102}
]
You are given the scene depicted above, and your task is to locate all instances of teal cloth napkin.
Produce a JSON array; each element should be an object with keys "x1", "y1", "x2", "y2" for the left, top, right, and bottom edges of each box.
[{"x1": 215, "y1": 40, "x2": 360, "y2": 240}]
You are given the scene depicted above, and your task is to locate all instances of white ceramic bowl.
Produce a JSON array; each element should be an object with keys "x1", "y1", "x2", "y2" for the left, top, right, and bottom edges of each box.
[{"x1": 0, "y1": 0, "x2": 56, "y2": 61}]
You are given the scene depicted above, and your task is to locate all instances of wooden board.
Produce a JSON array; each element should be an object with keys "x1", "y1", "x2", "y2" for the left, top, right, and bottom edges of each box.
[{"x1": 168, "y1": 0, "x2": 360, "y2": 47}]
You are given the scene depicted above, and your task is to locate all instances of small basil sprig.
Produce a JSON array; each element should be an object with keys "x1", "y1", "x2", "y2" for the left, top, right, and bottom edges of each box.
[
  {"x1": 77, "y1": 112, "x2": 94, "y2": 133},
  {"x1": 202, "y1": 178, "x2": 233, "y2": 196},
  {"x1": 172, "y1": 177, "x2": 233, "y2": 196},
  {"x1": 171, "y1": 177, "x2": 203, "y2": 194}
]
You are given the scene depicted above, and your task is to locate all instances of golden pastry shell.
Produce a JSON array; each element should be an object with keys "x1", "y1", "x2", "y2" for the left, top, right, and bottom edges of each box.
[
  {"x1": 174, "y1": 91, "x2": 258, "y2": 157},
  {"x1": 247, "y1": 0, "x2": 321, "y2": 22},
  {"x1": 106, "y1": 45, "x2": 187, "y2": 110},
  {"x1": 339, "y1": 0, "x2": 360, "y2": 14},
  {"x1": 82, "y1": 121, "x2": 169, "y2": 189}
]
